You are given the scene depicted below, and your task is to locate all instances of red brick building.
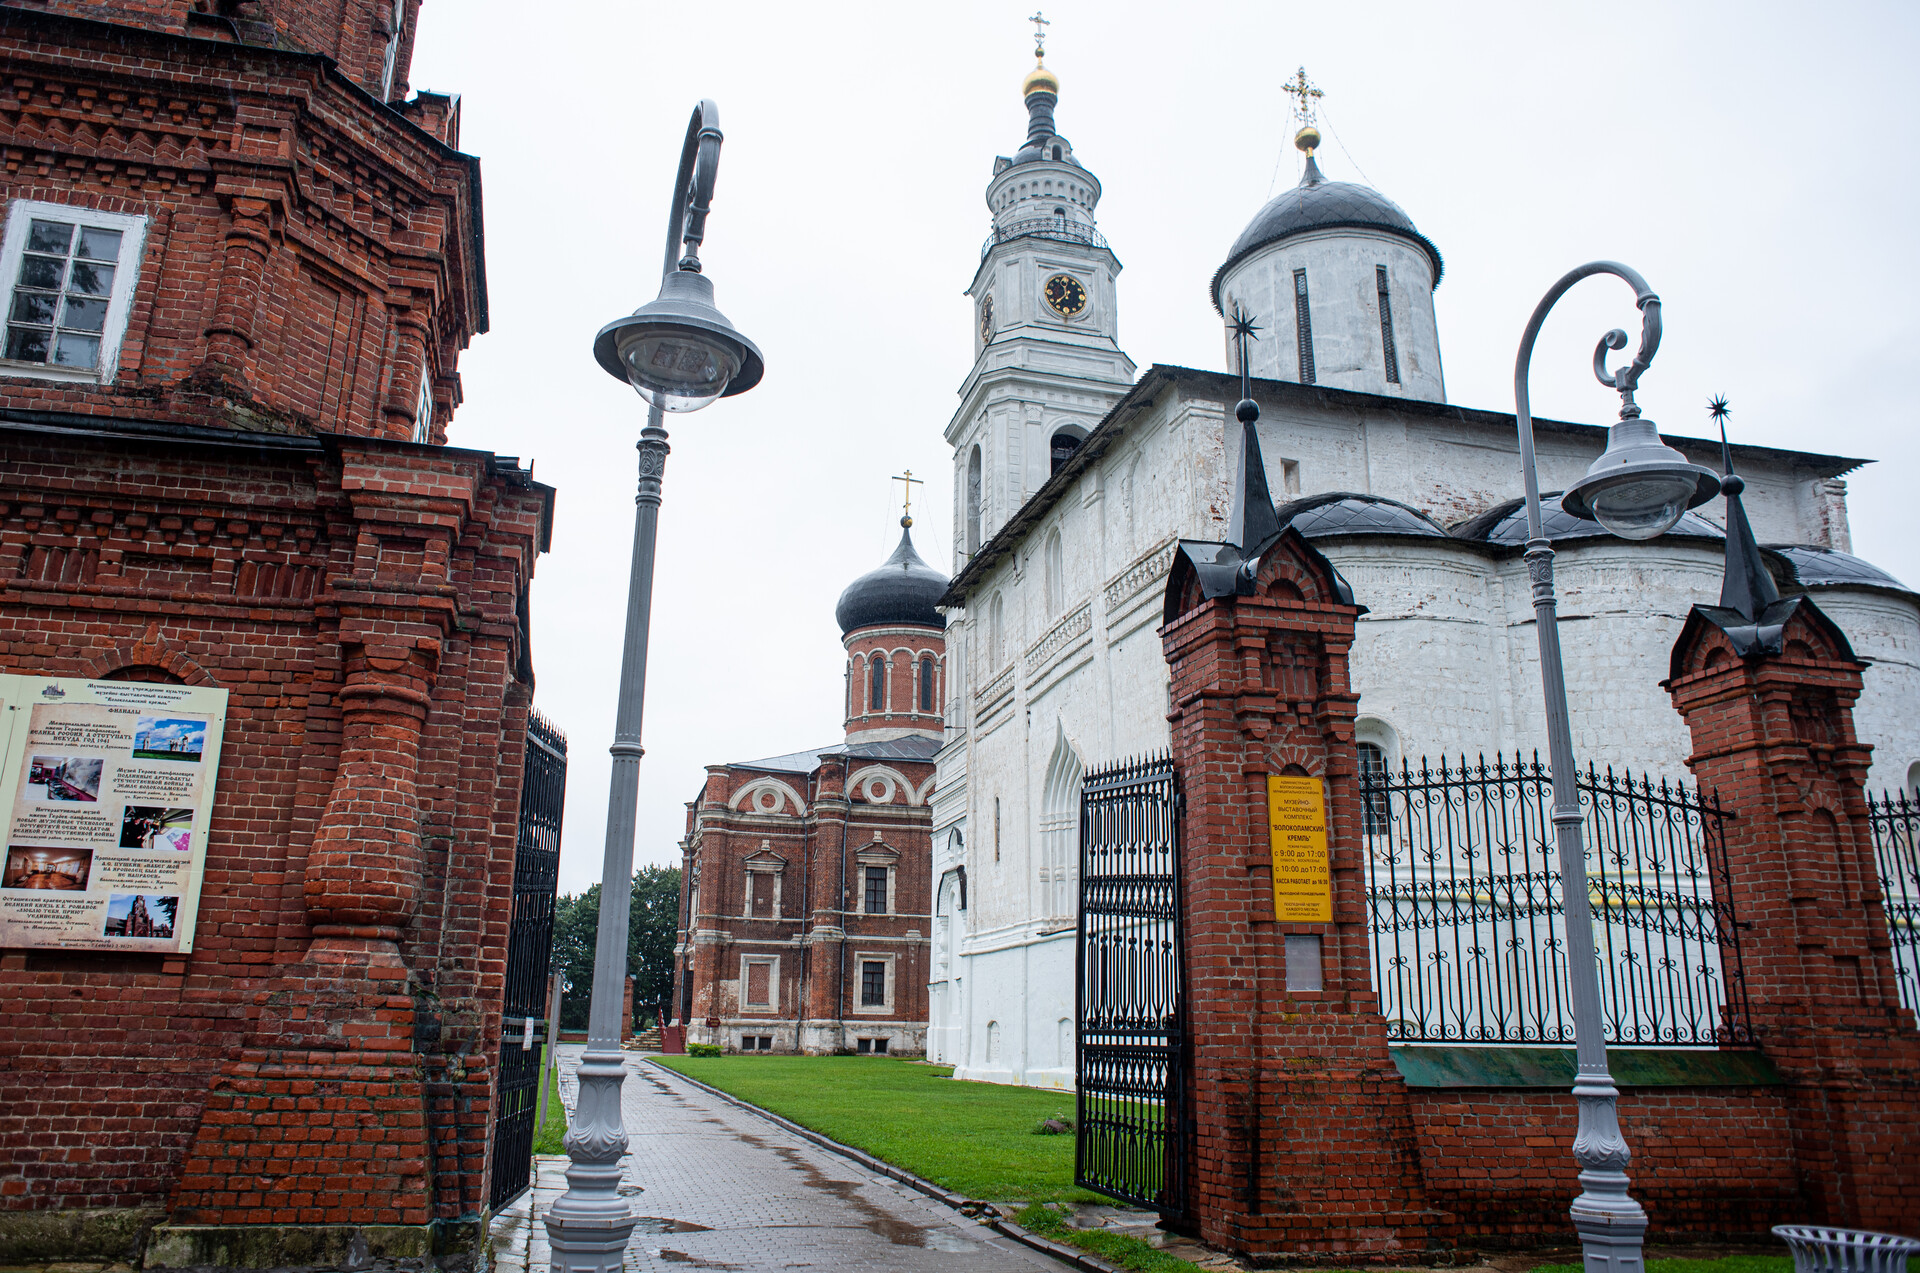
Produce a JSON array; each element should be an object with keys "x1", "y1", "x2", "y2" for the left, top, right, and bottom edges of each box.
[
  {"x1": 672, "y1": 520, "x2": 945, "y2": 1055},
  {"x1": 0, "y1": 4, "x2": 555, "y2": 1268}
]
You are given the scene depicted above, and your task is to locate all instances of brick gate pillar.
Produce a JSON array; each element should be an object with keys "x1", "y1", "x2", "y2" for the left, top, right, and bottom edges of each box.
[
  {"x1": 1162, "y1": 524, "x2": 1443, "y2": 1260},
  {"x1": 1666, "y1": 595, "x2": 1920, "y2": 1228}
]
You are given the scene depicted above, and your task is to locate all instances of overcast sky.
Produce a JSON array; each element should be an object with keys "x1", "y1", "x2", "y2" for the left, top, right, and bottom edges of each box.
[{"x1": 409, "y1": 0, "x2": 1920, "y2": 896}]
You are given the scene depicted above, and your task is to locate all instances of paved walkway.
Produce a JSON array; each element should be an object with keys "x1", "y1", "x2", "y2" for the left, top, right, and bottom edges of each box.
[{"x1": 491, "y1": 1045, "x2": 1068, "y2": 1272}]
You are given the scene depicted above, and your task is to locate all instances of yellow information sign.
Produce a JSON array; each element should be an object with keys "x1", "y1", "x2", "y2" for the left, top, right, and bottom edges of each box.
[{"x1": 1267, "y1": 775, "x2": 1331, "y2": 922}]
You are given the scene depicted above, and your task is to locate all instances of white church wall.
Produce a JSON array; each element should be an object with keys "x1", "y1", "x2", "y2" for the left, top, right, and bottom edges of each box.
[{"x1": 1805, "y1": 589, "x2": 1920, "y2": 796}]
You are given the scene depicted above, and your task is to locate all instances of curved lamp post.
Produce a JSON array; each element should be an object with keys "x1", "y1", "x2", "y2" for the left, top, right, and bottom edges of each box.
[
  {"x1": 1511, "y1": 261, "x2": 1719, "y2": 1273},
  {"x1": 545, "y1": 99, "x2": 762, "y2": 1273}
]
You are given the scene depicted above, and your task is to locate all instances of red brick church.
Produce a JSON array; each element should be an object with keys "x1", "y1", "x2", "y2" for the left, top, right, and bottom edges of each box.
[
  {"x1": 0, "y1": 3, "x2": 555, "y2": 1267},
  {"x1": 671, "y1": 515, "x2": 945, "y2": 1055}
]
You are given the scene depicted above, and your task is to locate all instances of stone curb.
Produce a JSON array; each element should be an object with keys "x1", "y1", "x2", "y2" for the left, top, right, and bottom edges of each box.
[{"x1": 641, "y1": 1058, "x2": 1125, "y2": 1273}]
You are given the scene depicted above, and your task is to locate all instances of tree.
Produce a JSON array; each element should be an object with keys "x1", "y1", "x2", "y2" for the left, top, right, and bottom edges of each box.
[{"x1": 549, "y1": 865, "x2": 682, "y2": 1032}]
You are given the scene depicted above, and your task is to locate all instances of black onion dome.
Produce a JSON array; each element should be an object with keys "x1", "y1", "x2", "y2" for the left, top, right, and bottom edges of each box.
[
  {"x1": 1210, "y1": 156, "x2": 1444, "y2": 312},
  {"x1": 836, "y1": 525, "x2": 949, "y2": 635}
]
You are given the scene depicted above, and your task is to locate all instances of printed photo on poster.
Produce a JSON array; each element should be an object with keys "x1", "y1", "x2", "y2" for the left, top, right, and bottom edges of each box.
[
  {"x1": 133, "y1": 718, "x2": 206, "y2": 763},
  {"x1": 0, "y1": 678, "x2": 228, "y2": 953},
  {"x1": 119, "y1": 805, "x2": 193, "y2": 852},
  {"x1": 3, "y1": 845, "x2": 94, "y2": 891},
  {"x1": 102, "y1": 891, "x2": 176, "y2": 939},
  {"x1": 27, "y1": 754, "x2": 103, "y2": 802}
]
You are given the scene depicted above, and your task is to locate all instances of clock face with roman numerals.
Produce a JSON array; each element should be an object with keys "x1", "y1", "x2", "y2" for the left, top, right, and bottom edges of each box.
[{"x1": 1044, "y1": 273, "x2": 1087, "y2": 318}]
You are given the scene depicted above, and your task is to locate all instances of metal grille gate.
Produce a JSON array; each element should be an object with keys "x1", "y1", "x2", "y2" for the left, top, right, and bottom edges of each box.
[
  {"x1": 1867, "y1": 789, "x2": 1920, "y2": 1014},
  {"x1": 1075, "y1": 754, "x2": 1188, "y2": 1217},
  {"x1": 489, "y1": 710, "x2": 568, "y2": 1211}
]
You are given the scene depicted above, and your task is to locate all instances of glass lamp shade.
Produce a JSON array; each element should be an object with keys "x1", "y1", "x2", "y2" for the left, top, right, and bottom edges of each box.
[
  {"x1": 1562, "y1": 417, "x2": 1720, "y2": 541},
  {"x1": 593, "y1": 267, "x2": 764, "y2": 413},
  {"x1": 613, "y1": 326, "x2": 739, "y2": 413}
]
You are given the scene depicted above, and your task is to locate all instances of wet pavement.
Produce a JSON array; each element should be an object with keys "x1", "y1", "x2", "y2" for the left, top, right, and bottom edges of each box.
[{"x1": 490, "y1": 1045, "x2": 1068, "y2": 1272}]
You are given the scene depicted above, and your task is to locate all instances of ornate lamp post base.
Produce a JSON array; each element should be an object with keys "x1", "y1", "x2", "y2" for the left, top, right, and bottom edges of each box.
[{"x1": 544, "y1": 1045, "x2": 639, "y2": 1272}]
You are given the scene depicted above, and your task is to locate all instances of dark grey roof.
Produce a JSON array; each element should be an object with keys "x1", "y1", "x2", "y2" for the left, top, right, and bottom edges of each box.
[
  {"x1": 1278, "y1": 492, "x2": 1450, "y2": 539},
  {"x1": 1210, "y1": 157, "x2": 1443, "y2": 311},
  {"x1": 733, "y1": 734, "x2": 942, "y2": 775},
  {"x1": 1767, "y1": 544, "x2": 1913, "y2": 595},
  {"x1": 1451, "y1": 492, "x2": 1726, "y2": 546},
  {"x1": 835, "y1": 524, "x2": 948, "y2": 635}
]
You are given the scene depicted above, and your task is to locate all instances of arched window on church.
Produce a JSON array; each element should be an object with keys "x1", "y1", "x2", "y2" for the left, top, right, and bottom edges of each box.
[
  {"x1": 989, "y1": 593, "x2": 1005, "y2": 669},
  {"x1": 966, "y1": 446, "x2": 983, "y2": 554},
  {"x1": 1040, "y1": 725, "x2": 1082, "y2": 921},
  {"x1": 869, "y1": 654, "x2": 887, "y2": 712},
  {"x1": 1050, "y1": 427, "x2": 1085, "y2": 475},
  {"x1": 920, "y1": 656, "x2": 935, "y2": 712},
  {"x1": 1357, "y1": 742, "x2": 1389, "y2": 836},
  {"x1": 1043, "y1": 530, "x2": 1064, "y2": 616}
]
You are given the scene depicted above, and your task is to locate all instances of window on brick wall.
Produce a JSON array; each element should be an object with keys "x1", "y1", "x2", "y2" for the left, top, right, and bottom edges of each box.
[
  {"x1": 869, "y1": 654, "x2": 886, "y2": 712},
  {"x1": 378, "y1": 0, "x2": 406, "y2": 100},
  {"x1": 411, "y1": 368, "x2": 433, "y2": 444},
  {"x1": 860, "y1": 960, "x2": 886, "y2": 1007},
  {"x1": 0, "y1": 201, "x2": 148, "y2": 385},
  {"x1": 919, "y1": 656, "x2": 935, "y2": 712},
  {"x1": 864, "y1": 865, "x2": 888, "y2": 915}
]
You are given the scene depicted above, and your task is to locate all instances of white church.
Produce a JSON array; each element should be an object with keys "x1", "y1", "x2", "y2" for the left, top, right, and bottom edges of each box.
[{"x1": 920, "y1": 51, "x2": 1920, "y2": 1086}]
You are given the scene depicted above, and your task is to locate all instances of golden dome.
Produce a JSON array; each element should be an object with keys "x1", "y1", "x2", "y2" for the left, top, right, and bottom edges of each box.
[
  {"x1": 1023, "y1": 63, "x2": 1059, "y2": 97},
  {"x1": 1294, "y1": 124, "x2": 1321, "y2": 154}
]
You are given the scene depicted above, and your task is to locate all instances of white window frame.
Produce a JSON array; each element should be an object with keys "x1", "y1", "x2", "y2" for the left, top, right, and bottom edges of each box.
[
  {"x1": 738, "y1": 954, "x2": 779, "y2": 1013},
  {"x1": 853, "y1": 952, "x2": 895, "y2": 1014},
  {"x1": 411, "y1": 367, "x2": 433, "y2": 443},
  {"x1": 379, "y1": 0, "x2": 406, "y2": 101},
  {"x1": 0, "y1": 200, "x2": 148, "y2": 386}
]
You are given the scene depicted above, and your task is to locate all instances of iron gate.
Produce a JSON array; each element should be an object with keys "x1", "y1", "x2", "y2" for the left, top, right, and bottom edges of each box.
[
  {"x1": 1867, "y1": 789, "x2": 1920, "y2": 1014},
  {"x1": 489, "y1": 710, "x2": 568, "y2": 1211},
  {"x1": 1075, "y1": 753, "x2": 1188, "y2": 1217}
]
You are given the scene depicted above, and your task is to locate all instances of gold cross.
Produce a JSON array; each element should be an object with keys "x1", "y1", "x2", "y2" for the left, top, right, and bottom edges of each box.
[
  {"x1": 1029, "y1": 10, "x2": 1050, "y2": 60},
  {"x1": 1282, "y1": 66, "x2": 1323, "y2": 128},
  {"x1": 893, "y1": 470, "x2": 925, "y2": 525}
]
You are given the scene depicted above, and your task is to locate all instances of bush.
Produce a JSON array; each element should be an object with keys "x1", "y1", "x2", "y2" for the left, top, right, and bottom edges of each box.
[{"x1": 686, "y1": 1042, "x2": 723, "y2": 1057}]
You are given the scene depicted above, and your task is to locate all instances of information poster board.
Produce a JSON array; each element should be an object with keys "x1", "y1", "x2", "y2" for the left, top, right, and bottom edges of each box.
[
  {"x1": 1267, "y1": 774, "x2": 1331, "y2": 922},
  {"x1": 0, "y1": 677, "x2": 228, "y2": 954}
]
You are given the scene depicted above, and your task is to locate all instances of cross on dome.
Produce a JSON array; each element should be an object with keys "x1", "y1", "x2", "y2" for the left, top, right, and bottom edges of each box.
[
  {"x1": 1030, "y1": 11, "x2": 1050, "y2": 62},
  {"x1": 892, "y1": 469, "x2": 924, "y2": 528},
  {"x1": 1283, "y1": 66, "x2": 1324, "y2": 154}
]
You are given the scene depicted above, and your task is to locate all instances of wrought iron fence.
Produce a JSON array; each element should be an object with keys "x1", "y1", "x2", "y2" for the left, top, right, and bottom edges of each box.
[
  {"x1": 1362, "y1": 753, "x2": 1751, "y2": 1047},
  {"x1": 1867, "y1": 789, "x2": 1920, "y2": 1015},
  {"x1": 1076, "y1": 753, "x2": 1188, "y2": 1218},
  {"x1": 489, "y1": 709, "x2": 568, "y2": 1212}
]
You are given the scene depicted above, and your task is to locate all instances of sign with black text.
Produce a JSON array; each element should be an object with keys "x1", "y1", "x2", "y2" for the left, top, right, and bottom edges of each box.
[{"x1": 0, "y1": 677, "x2": 228, "y2": 953}]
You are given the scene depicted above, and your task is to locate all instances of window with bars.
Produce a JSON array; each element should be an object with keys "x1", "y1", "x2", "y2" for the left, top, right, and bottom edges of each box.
[
  {"x1": 1358, "y1": 742, "x2": 1390, "y2": 836},
  {"x1": 1293, "y1": 268, "x2": 1316, "y2": 385},
  {"x1": 1376, "y1": 265, "x2": 1401, "y2": 385},
  {"x1": 860, "y1": 960, "x2": 886, "y2": 1007},
  {"x1": 864, "y1": 865, "x2": 888, "y2": 914},
  {"x1": 1, "y1": 203, "x2": 147, "y2": 381},
  {"x1": 919, "y1": 656, "x2": 935, "y2": 712}
]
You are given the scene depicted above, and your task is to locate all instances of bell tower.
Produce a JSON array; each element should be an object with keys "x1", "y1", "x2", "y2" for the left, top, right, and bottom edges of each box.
[{"x1": 948, "y1": 19, "x2": 1135, "y2": 568}]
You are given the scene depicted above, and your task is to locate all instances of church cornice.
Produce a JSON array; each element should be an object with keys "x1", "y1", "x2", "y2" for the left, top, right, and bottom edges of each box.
[{"x1": 937, "y1": 363, "x2": 1868, "y2": 608}]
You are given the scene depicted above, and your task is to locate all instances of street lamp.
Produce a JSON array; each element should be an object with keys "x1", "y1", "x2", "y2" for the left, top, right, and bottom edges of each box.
[
  {"x1": 545, "y1": 99, "x2": 762, "y2": 1273},
  {"x1": 1510, "y1": 261, "x2": 1718, "y2": 1273}
]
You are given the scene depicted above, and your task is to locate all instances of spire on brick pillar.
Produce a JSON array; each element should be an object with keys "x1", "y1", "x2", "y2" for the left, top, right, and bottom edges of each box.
[{"x1": 1709, "y1": 395, "x2": 1780, "y2": 623}]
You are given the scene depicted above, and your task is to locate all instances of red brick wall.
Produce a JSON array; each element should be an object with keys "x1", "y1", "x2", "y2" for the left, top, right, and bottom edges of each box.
[
  {"x1": 675, "y1": 750, "x2": 935, "y2": 1052},
  {"x1": 0, "y1": 9, "x2": 482, "y2": 443},
  {"x1": 0, "y1": 429, "x2": 551, "y2": 1222},
  {"x1": 842, "y1": 625, "x2": 944, "y2": 740},
  {"x1": 1408, "y1": 1087, "x2": 1802, "y2": 1244}
]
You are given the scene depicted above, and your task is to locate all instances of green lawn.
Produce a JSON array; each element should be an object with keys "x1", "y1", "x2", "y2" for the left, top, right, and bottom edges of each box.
[
  {"x1": 653, "y1": 1055, "x2": 1103, "y2": 1203},
  {"x1": 530, "y1": 1045, "x2": 568, "y2": 1155}
]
